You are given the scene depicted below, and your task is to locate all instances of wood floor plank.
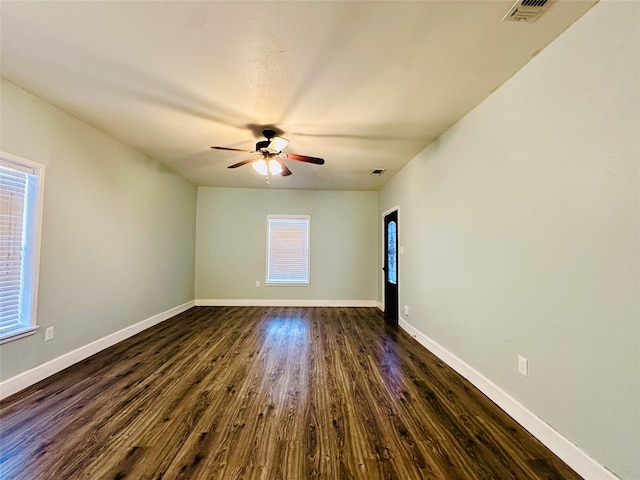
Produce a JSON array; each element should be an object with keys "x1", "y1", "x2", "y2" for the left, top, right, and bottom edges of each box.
[{"x1": 0, "y1": 306, "x2": 581, "y2": 480}]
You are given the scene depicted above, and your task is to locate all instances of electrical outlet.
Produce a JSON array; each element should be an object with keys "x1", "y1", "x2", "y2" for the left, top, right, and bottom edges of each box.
[
  {"x1": 518, "y1": 355, "x2": 528, "y2": 376},
  {"x1": 45, "y1": 326, "x2": 54, "y2": 342},
  {"x1": 403, "y1": 305, "x2": 410, "y2": 316},
  {"x1": 256, "y1": 281, "x2": 261, "y2": 287}
]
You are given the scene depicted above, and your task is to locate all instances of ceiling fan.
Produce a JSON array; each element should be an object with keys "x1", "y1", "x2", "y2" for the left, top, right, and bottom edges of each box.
[{"x1": 211, "y1": 129, "x2": 324, "y2": 180}]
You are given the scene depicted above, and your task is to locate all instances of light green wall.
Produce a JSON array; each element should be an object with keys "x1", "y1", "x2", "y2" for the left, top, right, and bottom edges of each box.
[
  {"x1": 195, "y1": 187, "x2": 378, "y2": 301},
  {"x1": 379, "y1": 2, "x2": 639, "y2": 479},
  {"x1": 0, "y1": 79, "x2": 197, "y2": 380}
]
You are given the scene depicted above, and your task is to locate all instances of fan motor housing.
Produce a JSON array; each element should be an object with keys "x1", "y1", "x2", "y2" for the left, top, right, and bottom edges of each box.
[{"x1": 256, "y1": 140, "x2": 270, "y2": 151}]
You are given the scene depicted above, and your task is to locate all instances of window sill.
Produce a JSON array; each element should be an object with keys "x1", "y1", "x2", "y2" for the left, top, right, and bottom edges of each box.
[
  {"x1": 265, "y1": 283, "x2": 310, "y2": 287},
  {"x1": 0, "y1": 326, "x2": 39, "y2": 345}
]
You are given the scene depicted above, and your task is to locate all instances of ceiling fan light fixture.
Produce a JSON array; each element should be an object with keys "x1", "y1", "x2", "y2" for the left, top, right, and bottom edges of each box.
[
  {"x1": 269, "y1": 159, "x2": 283, "y2": 175},
  {"x1": 267, "y1": 136, "x2": 289, "y2": 153},
  {"x1": 252, "y1": 158, "x2": 282, "y2": 176}
]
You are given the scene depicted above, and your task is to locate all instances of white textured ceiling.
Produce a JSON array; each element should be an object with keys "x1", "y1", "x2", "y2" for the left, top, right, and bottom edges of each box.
[{"x1": 0, "y1": 1, "x2": 596, "y2": 190}]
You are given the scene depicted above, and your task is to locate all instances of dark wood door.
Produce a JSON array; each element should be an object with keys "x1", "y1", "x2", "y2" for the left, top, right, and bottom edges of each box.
[{"x1": 383, "y1": 209, "x2": 398, "y2": 324}]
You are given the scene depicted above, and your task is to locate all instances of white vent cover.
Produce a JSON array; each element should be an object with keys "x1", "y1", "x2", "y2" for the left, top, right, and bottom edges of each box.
[{"x1": 502, "y1": 0, "x2": 553, "y2": 22}]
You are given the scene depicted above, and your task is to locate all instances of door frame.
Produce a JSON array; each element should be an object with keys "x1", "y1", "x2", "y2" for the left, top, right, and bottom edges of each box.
[{"x1": 381, "y1": 206, "x2": 400, "y2": 317}]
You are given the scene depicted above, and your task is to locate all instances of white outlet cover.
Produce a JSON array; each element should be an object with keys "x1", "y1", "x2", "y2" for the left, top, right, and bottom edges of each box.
[
  {"x1": 518, "y1": 355, "x2": 528, "y2": 376},
  {"x1": 45, "y1": 326, "x2": 54, "y2": 341}
]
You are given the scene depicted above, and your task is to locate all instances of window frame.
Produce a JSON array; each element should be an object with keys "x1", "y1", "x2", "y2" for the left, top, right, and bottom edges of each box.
[
  {"x1": 265, "y1": 214, "x2": 311, "y2": 286},
  {"x1": 0, "y1": 152, "x2": 46, "y2": 344}
]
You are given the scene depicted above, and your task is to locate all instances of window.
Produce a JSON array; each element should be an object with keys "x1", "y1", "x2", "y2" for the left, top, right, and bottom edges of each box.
[
  {"x1": 266, "y1": 215, "x2": 310, "y2": 285},
  {"x1": 1, "y1": 153, "x2": 45, "y2": 344},
  {"x1": 387, "y1": 220, "x2": 397, "y2": 285}
]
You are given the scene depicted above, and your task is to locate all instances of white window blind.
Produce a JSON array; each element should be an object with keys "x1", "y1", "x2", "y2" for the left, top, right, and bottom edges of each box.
[
  {"x1": 266, "y1": 215, "x2": 310, "y2": 285},
  {"x1": 1, "y1": 155, "x2": 44, "y2": 343}
]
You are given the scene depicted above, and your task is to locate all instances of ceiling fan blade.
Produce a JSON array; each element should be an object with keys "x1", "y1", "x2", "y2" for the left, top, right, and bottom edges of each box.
[
  {"x1": 282, "y1": 152, "x2": 325, "y2": 165},
  {"x1": 275, "y1": 158, "x2": 293, "y2": 176},
  {"x1": 227, "y1": 159, "x2": 255, "y2": 169},
  {"x1": 212, "y1": 146, "x2": 252, "y2": 153}
]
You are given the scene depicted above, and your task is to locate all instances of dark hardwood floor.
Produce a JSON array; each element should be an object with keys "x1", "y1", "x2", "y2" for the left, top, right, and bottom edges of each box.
[{"x1": 0, "y1": 307, "x2": 581, "y2": 479}]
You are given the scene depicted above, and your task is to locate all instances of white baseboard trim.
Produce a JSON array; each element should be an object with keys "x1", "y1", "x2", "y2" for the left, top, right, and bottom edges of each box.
[
  {"x1": 195, "y1": 299, "x2": 377, "y2": 307},
  {"x1": 398, "y1": 317, "x2": 619, "y2": 480},
  {"x1": 0, "y1": 300, "x2": 195, "y2": 400},
  {"x1": 376, "y1": 301, "x2": 383, "y2": 311}
]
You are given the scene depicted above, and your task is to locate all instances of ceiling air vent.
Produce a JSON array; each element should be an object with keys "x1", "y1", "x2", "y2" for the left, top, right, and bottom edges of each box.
[
  {"x1": 371, "y1": 169, "x2": 386, "y2": 176},
  {"x1": 502, "y1": 0, "x2": 553, "y2": 22}
]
